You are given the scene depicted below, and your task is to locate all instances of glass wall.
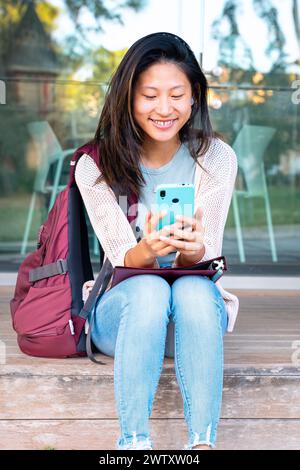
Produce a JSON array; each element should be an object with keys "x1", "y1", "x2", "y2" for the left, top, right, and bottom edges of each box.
[
  {"x1": 0, "y1": 0, "x2": 299, "y2": 274},
  {"x1": 210, "y1": 84, "x2": 300, "y2": 273}
]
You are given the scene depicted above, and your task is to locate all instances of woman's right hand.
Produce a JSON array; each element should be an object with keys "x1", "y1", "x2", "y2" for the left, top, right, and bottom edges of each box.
[{"x1": 142, "y1": 210, "x2": 177, "y2": 257}]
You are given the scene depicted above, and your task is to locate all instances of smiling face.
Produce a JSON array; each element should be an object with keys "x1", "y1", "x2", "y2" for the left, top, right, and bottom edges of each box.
[{"x1": 133, "y1": 61, "x2": 193, "y2": 144}]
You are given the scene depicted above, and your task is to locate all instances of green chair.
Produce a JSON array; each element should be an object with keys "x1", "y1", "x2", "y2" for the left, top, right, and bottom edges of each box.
[
  {"x1": 232, "y1": 124, "x2": 278, "y2": 263},
  {"x1": 21, "y1": 121, "x2": 76, "y2": 255}
]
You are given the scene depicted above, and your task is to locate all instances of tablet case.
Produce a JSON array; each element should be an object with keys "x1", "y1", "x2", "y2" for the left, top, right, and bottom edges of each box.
[{"x1": 110, "y1": 256, "x2": 227, "y2": 288}]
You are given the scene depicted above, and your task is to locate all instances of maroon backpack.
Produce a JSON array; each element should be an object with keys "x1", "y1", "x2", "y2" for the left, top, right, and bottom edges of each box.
[{"x1": 10, "y1": 142, "x2": 138, "y2": 364}]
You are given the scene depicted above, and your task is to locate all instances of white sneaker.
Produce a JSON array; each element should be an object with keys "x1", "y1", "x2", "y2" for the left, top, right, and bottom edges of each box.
[
  {"x1": 117, "y1": 435, "x2": 153, "y2": 450},
  {"x1": 118, "y1": 444, "x2": 153, "y2": 450}
]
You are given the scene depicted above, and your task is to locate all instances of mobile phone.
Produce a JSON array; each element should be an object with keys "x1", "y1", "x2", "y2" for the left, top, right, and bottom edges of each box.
[{"x1": 155, "y1": 183, "x2": 195, "y2": 232}]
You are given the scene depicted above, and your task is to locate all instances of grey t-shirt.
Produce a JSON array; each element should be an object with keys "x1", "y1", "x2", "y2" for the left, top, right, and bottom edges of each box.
[{"x1": 135, "y1": 142, "x2": 196, "y2": 267}]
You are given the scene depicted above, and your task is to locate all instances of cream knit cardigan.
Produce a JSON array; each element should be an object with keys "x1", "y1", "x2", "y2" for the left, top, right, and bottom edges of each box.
[{"x1": 75, "y1": 137, "x2": 239, "y2": 332}]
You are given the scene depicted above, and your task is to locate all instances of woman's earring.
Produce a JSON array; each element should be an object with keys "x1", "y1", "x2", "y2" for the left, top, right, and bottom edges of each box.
[{"x1": 191, "y1": 98, "x2": 195, "y2": 106}]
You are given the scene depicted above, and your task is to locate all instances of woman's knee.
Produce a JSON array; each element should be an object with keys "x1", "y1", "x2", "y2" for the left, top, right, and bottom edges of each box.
[
  {"x1": 118, "y1": 274, "x2": 172, "y2": 323},
  {"x1": 120, "y1": 274, "x2": 171, "y2": 304},
  {"x1": 171, "y1": 276, "x2": 226, "y2": 327},
  {"x1": 172, "y1": 275, "x2": 218, "y2": 306}
]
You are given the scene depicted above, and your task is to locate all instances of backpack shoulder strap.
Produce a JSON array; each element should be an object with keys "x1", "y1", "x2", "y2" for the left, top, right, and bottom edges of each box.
[
  {"x1": 68, "y1": 141, "x2": 100, "y2": 187},
  {"x1": 78, "y1": 179, "x2": 121, "y2": 365},
  {"x1": 80, "y1": 257, "x2": 114, "y2": 365}
]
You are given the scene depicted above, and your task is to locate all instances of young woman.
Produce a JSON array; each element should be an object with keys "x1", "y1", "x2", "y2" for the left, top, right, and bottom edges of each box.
[{"x1": 75, "y1": 32, "x2": 239, "y2": 450}]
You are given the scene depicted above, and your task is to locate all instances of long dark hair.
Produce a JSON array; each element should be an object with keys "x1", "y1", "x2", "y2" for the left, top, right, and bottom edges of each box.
[{"x1": 93, "y1": 32, "x2": 215, "y2": 198}]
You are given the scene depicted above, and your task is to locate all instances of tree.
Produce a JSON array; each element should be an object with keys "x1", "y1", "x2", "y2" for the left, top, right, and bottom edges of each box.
[
  {"x1": 212, "y1": 0, "x2": 298, "y2": 76},
  {"x1": 253, "y1": 0, "x2": 288, "y2": 72},
  {"x1": 0, "y1": 0, "x2": 148, "y2": 72},
  {"x1": 212, "y1": 0, "x2": 254, "y2": 71},
  {"x1": 64, "y1": 0, "x2": 147, "y2": 33},
  {"x1": 0, "y1": 0, "x2": 60, "y2": 63},
  {"x1": 53, "y1": 0, "x2": 147, "y2": 60}
]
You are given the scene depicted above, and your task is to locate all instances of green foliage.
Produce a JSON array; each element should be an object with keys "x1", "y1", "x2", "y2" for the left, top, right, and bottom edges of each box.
[
  {"x1": 0, "y1": 1, "x2": 60, "y2": 61},
  {"x1": 54, "y1": 0, "x2": 147, "y2": 64},
  {"x1": 92, "y1": 46, "x2": 128, "y2": 82},
  {"x1": 213, "y1": 0, "x2": 299, "y2": 75},
  {"x1": 0, "y1": 1, "x2": 147, "y2": 75}
]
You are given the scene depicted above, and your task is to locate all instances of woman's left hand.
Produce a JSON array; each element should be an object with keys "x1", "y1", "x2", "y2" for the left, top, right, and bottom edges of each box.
[{"x1": 159, "y1": 207, "x2": 205, "y2": 259}]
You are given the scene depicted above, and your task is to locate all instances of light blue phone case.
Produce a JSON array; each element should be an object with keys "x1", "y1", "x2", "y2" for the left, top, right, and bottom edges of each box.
[{"x1": 155, "y1": 183, "x2": 195, "y2": 232}]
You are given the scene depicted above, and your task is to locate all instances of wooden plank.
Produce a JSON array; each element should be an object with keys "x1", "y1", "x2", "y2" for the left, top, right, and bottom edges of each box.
[
  {"x1": 1, "y1": 375, "x2": 300, "y2": 420},
  {"x1": 0, "y1": 419, "x2": 299, "y2": 450},
  {"x1": 1, "y1": 286, "x2": 300, "y2": 374}
]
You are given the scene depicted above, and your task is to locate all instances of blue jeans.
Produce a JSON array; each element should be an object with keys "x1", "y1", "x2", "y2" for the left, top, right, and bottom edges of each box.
[{"x1": 91, "y1": 274, "x2": 228, "y2": 450}]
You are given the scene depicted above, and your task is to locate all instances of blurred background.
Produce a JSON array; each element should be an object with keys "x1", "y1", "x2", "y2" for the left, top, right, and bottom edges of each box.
[{"x1": 0, "y1": 0, "x2": 299, "y2": 275}]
